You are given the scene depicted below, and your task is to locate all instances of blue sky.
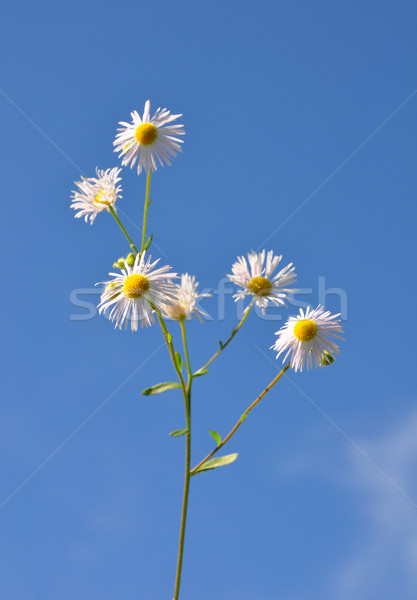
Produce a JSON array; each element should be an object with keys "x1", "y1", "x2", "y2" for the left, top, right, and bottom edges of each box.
[{"x1": 1, "y1": 1, "x2": 417, "y2": 598}]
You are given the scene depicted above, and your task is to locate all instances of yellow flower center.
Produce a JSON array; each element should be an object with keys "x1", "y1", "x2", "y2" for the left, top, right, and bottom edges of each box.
[
  {"x1": 293, "y1": 319, "x2": 318, "y2": 341},
  {"x1": 94, "y1": 190, "x2": 110, "y2": 206},
  {"x1": 123, "y1": 274, "x2": 150, "y2": 299},
  {"x1": 248, "y1": 276, "x2": 272, "y2": 296},
  {"x1": 135, "y1": 123, "x2": 158, "y2": 146}
]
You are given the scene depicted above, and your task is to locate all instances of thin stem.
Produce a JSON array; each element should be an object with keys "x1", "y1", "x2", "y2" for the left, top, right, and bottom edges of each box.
[
  {"x1": 190, "y1": 362, "x2": 290, "y2": 475},
  {"x1": 180, "y1": 319, "x2": 192, "y2": 381},
  {"x1": 173, "y1": 319, "x2": 193, "y2": 600},
  {"x1": 149, "y1": 302, "x2": 187, "y2": 392},
  {"x1": 149, "y1": 306, "x2": 190, "y2": 600},
  {"x1": 109, "y1": 206, "x2": 139, "y2": 254},
  {"x1": 195, "y1": 299, "x2": 255, "y2": 374},
  {"x1": 140, "y1": 171, "x2": 152, "y2": 253}
]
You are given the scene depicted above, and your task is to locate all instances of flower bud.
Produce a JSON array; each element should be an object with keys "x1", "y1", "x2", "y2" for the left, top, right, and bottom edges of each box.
[
  {"x1": 113, "y1": 257, "x2": 126, "y2": 268},
  {"x1": 321, "y1": 350, "x2": 334, "y2": 366},
  {"x1": 126, "y1": 253, "x2": 136, "y2": 267}
]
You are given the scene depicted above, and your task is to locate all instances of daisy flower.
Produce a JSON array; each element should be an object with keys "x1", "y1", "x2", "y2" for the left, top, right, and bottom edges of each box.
[
  {"x1": 70, "y1": 167, "x2": 122, "y2": 225},
  {"x1": 113, "y1": 100, "x2": 185, "y2": 174},
  {"x1": 271, "y1": 305, "x2": 344, "y2": 372},
  {"x1": 97, "y1": 252, "x2": 178, "y2": 331},
  {"x1": 227, "y1": 250, "x2": 297, "y2": 314},
  {"x1": 161, "y1": 274, "x2": 211, "y2": 322}
]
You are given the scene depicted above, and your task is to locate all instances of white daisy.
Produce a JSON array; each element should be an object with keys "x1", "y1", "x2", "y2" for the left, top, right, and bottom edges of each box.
[
  {"x1": 271, "y1": 305, "x2": 344, "y2": 372},
  {"x1": 227, "y1": 250, "x2": 297, "y2": 314},
  {"x1": 113, "y1": 100, "x2": 185, "y2": 174},
  {"x1": 97, "y1": 252, "x2": 178, "y2": 331},
  {"x1": 70, "y1": 167, "x2": 122, "y2": 224},
  {"x1": 161, "y1": 274, "x2": 211, "y2": 322}
]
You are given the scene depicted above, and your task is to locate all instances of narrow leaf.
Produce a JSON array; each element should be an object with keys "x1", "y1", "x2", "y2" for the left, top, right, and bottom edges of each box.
[
  {"x1": 193, "y1": 368, "x2": 209, "y2": 378},
  {"x1": 192, "y1": 453, "x2": 238, "y2": 475},
  {"x1": 240, "y1": 413, "x2": 247, "y2": 422},
  {"x1": 219, "y1": 340, "x2": 224, "y2": 349},
  {"x1": 144, "y1": 234, "x2": 153, "y2": 250},
  {"x1": 167, "y1": 333, "x2": 173, "y2": 344},
  {"x1": 209, "y1": 430, "x2": 221, "y2": 445},
  {"x1": 142, "y1": 382, "x2": 181, "y2": 395},
  {"x1": 175, "y1": 351, "x2": 183, "y2": 373},
  {"x1": 169, "y1": 429, "x2": 188, "y2": 437}
]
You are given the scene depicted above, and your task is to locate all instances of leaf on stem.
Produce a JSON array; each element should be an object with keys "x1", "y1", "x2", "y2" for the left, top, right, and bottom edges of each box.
[
  {"x1": 192, "y1": 453, "x2": 238, "y2": 475},
  {"x1": 144, "y1": 234, "x2": 153, "y2": 250},
  {"x1": 175, "y1": 351, "x2": 183, "y2": 373},
  {"x1": 209, "y1": 430, "x2": 221, "y2": 445},
  {"x1": 193, "y1": 368, "x2": 209, "y2": 378},
  {"x1": 142, "y1": 382, "x2": 181, "y2": 395},
  {"x1": 167, "y1": 333, "x2": 173, "y2": 344},
  {"x1": 240, "y1": 413, "x2": 247, "y2": 422},
  {"x1": 169, "y1": 429, "x2": 188, "y2": 437},
  {"x1": 219, "y1": 340, "x2": 224, "y2": 349}
]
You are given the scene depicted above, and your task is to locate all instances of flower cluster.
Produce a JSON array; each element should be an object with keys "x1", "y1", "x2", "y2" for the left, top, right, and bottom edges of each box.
[
  {"x1": 70, "y1": 99, "x2": 344, "y2": 372},
  {"x1": 69, "y1": 97, "x2": 347, "y2": 600}
]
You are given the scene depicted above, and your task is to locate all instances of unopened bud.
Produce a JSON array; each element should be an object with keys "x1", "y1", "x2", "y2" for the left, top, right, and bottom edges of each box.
[
  {"x1": 321, "y1": 350, "x2": 334, "y2": 366},
  {"x1": 112, "y1": 257, "x2": 125, "y2": 269},
  {"x1": 126, "y1": 253, "x2": 136, "y2": 267}
]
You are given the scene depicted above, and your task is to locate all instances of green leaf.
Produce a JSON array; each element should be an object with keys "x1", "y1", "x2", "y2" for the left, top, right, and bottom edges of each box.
[
  {"x1": 144, "y1": 234, "x2": 153, "y2": 250},
  {"x1": 209, "y1": 430, "x2": 221, "y2": 445},
  {"x1": 219, "y1": 340, "x2": 224, "y2": 349},
  {"x1": 142, "y1": 382, "x2": 181, "y2": 395},
  {"x1": 167, "y1": 333, "x2": 173, "y2": 344},
  {"x1": 169, "y1": 429, "x2": 188, "y2": 437},
  {"x1": 193, "y1": 368, "x2": 209, "y2": 378},
  {"x1": 240, "y1": 413, "x2": 247, "y2": 422},
  {"x1": 175, "y1": 351, "x2": 183, "y2": 373},
  {"x1": 192, "y1": 453, "x2": 238, "y2": 475}
]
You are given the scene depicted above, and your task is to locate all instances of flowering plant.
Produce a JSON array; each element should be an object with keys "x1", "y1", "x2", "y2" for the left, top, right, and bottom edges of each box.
[{"x1": 71, "y1": 99, "x2": 344, "y2": 599}]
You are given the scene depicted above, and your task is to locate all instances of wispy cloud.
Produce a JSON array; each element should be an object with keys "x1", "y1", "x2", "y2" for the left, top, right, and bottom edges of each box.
[
  {"x1": 329, "y1": 411, "x2": 417, "y2": 600},
  {"x1": 281, "y1": 409, "x2": 417, "y2": 600}
]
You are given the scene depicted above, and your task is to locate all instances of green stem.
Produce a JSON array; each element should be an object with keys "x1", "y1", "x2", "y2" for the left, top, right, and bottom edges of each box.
[
  {"x1": 109, "y1": 206, "x2": 139, "y2": 254},
  {"x1": 195, "y1": 299, "x2": 255, "y2": 374},
  {"x1": 140, "y1": 171, "x2": 152, "y2": 254},
  {"x1": 190, "y1": 362, "x2": 290, "y2": 475},
  {"x1": 173, "y1": 319, "x2": 193, "y2": 600},
  {"x1": 149, "y1": 302, "x2": 187, "y2": 391},
  {"x1": 180, "y1": 319, "x2": 192, "y2": 381},
  {"x1": 148, "y1": 306, "x2": 190, "y2": 600}
]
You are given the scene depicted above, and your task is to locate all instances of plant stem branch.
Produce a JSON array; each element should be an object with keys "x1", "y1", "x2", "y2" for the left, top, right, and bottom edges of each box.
[
  {"x1": 150, "y1": 303, "x2": 187, "y2": 392},
  {"x1": 195, "y1": 299, "x2": 255, "y2": 374},
  {"x1": 109, "y1": 206, "x2": 139, "y2": 254},
  {"x1": 140, "y1": 171, "x2": 152, "y2": 253},
  {"x1": 173, "y1": 320, "x2": 193, "y2": 600},
  {"x1": 180, "y1": 320, "x2": 192, "y2": 382},
  {"x1": 148, "y1": 306, "x2": 190, "y2": 600},
  {"x1": 190, "y1": 362, "x2": 290, "y2": 475}
]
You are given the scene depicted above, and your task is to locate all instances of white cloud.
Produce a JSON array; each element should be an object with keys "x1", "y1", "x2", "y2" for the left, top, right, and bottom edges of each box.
[
  {"x1": 330, "y1": 411, "x2": 417, "y2": 600},
  {"x1": 276, "y1": 408, "x2": 417, "y2": 599}
]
